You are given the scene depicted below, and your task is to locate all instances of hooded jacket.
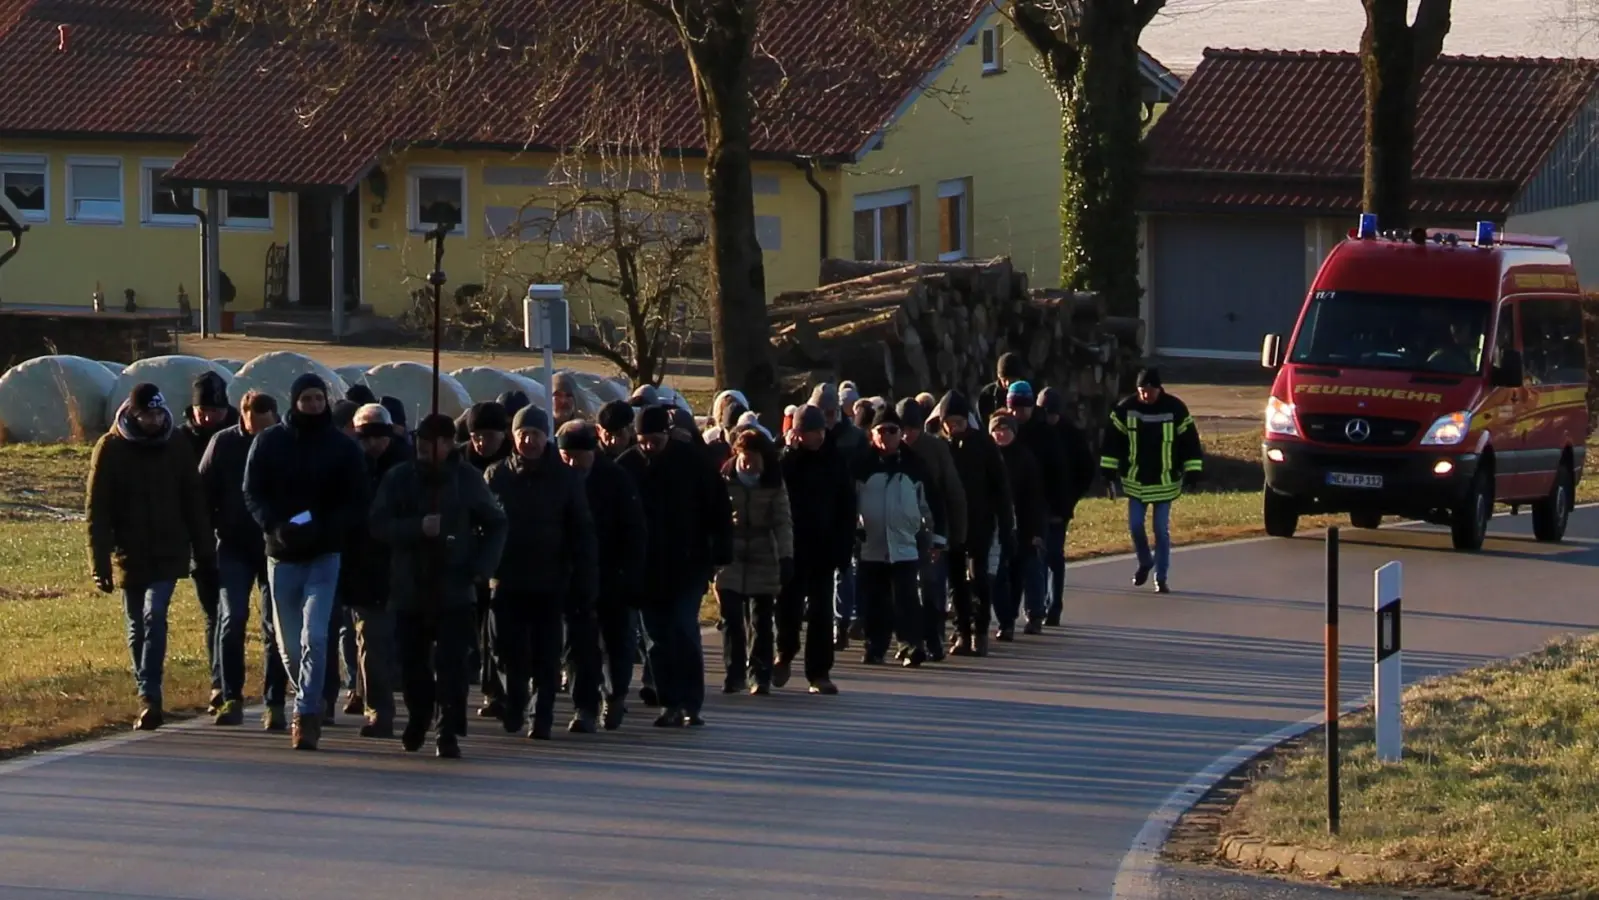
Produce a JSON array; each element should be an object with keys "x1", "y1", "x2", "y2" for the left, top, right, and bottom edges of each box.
[
  {"x1": 369, "y1": 451, "x2": 509, "y2": 612},
  {"x1": 715, "y1": 456, "x2": 794, "y2": 596},
  {"x1": 180, "y1": 371, "x2": 239, "y2": 461},
  {"x1": 242, "y1": 405, "x2": 369, "y2": 562},
  {"x1": 852, "y1": 445, "x2": 942, "y2": 564},
  {"x1": 88, "y1": 401, "x2": 213, "y2": 585},
  {"x1": 618, "y1": 437, "x2": 734, "y2": 604},
  {"x1": 483, "y1": 448, "x2": 599, "y2": 604},
  {"x1": 945, "y1": 424, "x2": 1014, "y2": 551}
]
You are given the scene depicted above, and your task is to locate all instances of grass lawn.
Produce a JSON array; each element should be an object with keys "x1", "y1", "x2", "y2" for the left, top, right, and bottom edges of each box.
[{"x1": 1229, "y1": 635, "x2": 1599, "y2": 897}]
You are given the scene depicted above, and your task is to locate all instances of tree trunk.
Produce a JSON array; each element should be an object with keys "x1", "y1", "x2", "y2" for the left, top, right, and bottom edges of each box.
[{"x1": 1361, "y1": 0, "x2": 1452, "y2": 230}]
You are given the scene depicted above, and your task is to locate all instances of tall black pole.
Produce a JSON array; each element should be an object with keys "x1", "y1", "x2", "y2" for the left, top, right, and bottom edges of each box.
[
  {"x1": 427, "y1": 224, "x2": 448, "y2": 417},
  {"x1": 1326, "y1": 526, "x2": 1341, "y2": 835}
]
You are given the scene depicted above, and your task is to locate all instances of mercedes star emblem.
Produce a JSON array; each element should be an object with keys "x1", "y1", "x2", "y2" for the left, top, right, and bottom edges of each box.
[{"x1": 1345, "y1": 418, "x2": 1372, "y2": 442}]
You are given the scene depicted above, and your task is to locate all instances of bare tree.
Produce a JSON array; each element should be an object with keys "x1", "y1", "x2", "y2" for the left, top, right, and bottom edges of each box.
[
  {"x1": 1008, "y1": 0, "x2": 1164, "y2": 318},
  {"x1": 1360, "y1": 0, "x2": 1452, "y2": 229}
]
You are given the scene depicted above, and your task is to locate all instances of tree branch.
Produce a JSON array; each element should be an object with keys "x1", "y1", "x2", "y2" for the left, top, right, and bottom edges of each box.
[
  {"x1": 569, "y1": 332, "x2": 639, "y2": 379},
  {"x1": 1133, "y1": 0, "x2": 1167, "y2": 31},
  {"x1": 627, "y1": 0, "x2": 676, "y2": 23},
  {"x1": 1410, "y1": 0, "x2": 1452, "y2": 65}
]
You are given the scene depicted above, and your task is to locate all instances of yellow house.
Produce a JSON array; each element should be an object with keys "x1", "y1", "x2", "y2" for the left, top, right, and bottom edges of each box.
[{"x1": 0, "y1": 0, "x2": 1174, "y2": 338}]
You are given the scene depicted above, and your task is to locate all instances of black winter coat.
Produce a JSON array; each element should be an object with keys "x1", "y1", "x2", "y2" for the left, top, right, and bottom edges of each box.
[
  {"x1": 242, "y1": 411, "x2": 368, "y2": 562},
  {"x1": 1017, "y1": 413, "x2": 1071, "y2": 520},
  {"x1": 580, "y1": 454, "x2": 647, "y2": 606},
  {"x1": 459, "y1": 435, "x2": 511, "y2": 472},
  {"x1": 618, "y1": 438, "x2": 733, "y2": 605},
  {"x1": 780, "y1": 441, "x2": 856, "y2": 568},
  {"x1": 199, "y1": 424, "x2": 265, "y2": 559},
  {"x1": 999, "y1": 440, "x2": 1047, "y2": 548},
  {"x1": 484, "y1": 450, "x2": 599, "y2": 605},
  {"x1": 1051, "y1": 414, "x2": 1097, "y2": 521},
  {"x1": 339, "y1": 438, "x2": 412, "y2": 609},
  {"x1": 946, "y1": 426, "x2": 1014, "y2": 549},
  {"x1": 181, "y1": 405, "x2": 240, "y2": 462}
]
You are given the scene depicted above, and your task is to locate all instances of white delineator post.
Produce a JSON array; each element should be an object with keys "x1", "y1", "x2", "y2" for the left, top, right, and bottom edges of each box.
[
  {"x1": 1374, "y1": 561, "x2": 1403, "y2": 763},
  {"x1": 524, "y1": 284, "x2": 571, "y2": 409}
]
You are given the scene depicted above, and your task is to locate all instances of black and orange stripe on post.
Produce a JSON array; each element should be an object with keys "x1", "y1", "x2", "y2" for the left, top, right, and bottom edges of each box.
[{"x1": 1325, "y1": 526, "x2": 1340, "y2": 835}]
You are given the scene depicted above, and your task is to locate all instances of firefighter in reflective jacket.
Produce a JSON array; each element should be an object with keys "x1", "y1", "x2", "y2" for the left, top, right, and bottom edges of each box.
[{"x1": 1099, "y1": 368, "x2": 1203, "y2": 594}]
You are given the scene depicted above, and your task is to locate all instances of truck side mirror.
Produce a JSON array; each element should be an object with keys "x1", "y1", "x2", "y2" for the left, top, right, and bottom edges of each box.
[
  {"x1": 1261, "y1": 333, "x2": 1283, "y2": 369},
  {"x1": 1492, "y1": 348, "x2": 1524, "y2": 388}
]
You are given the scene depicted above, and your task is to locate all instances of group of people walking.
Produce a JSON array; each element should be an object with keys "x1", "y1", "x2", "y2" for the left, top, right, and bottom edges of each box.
[{"x1": 85, "y1": 353, "x2": 1204, "y2": 759}]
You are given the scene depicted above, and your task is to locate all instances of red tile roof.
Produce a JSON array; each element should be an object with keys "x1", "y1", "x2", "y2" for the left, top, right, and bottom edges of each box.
[
  {"x1": 0, "y1": 0, "x2": 990, "y2": 189},
  {"x1": 1141, "y1": 48, "x2": 1599, "y2": 217}
]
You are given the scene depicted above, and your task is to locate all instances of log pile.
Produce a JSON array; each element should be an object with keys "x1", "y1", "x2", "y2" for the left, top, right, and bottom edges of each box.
[{"x1": 771, "y1": 257, "x2": 1145, "y2": 452}]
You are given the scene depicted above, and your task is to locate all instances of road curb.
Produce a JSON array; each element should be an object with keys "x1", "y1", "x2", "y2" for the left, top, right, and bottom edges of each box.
[{"x1": 1215, "y1": 831, "x2": 1441, "y2": 885}]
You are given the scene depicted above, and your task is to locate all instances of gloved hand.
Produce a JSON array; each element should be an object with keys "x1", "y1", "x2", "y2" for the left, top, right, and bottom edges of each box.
[
  {"x1": 779, "y1": 557, "x2": 794, "y2": 587},
  {"x1": 1183, "y1": 470, "x2": 1202, "y2": 490},
  {"x1": 94, "y1": 573, "x2": 114, "y2": 594}
]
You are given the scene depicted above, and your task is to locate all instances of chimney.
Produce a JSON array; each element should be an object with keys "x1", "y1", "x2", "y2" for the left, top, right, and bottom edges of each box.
[{"x1": 57, "y1": 23, "x2": 69, "y2": 52}]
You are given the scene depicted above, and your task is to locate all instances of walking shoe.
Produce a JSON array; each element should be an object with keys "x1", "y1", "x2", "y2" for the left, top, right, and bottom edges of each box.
[
  {"x1": 435, "y1": 733, "x2": 461, "y2": 759},
  {"x1": 213, "y1": 700, "x2": 244, "y2": 727},
  {"x1": 358, "y1": 718, "x2": 394, "y2": 739},
  {"x1": 1132, "y1": 565, "x2": 1152, "y2": 587},
  {"x1": 901, "y1": 647, "x2": 927, "y2": 668},
  {"x1": 684, "y1": 713, "x2": 705, "y2": 727},
  {"x1": 848, "y1": 620, "x2": 866, "y2": 642},
  {"x1": 721, "y1": 678, "x2": 743, "y2": 695},
  {"x1": 477, "y1": 698, "x2": 505, "y2": 720},
  {"x1": 601, "y1": 697, "x2": 626, "y2": 731},
  {"x1": 401, "y1": 720, "x2": 427, "y2": 752},
  {"x1": 749, "y1": 682, "x2": 770, "y2": 696},
  {"x1": 290, "y1": 714, "x2": 321, "y2": 751},
  {"x1": 529, "y1": 718, "x2": 554, "y2": 741},
  {"x1": 771, "y1": 659, "x2": 792, "y2": 688},
  {"x1": 262, "y1": 704, "x2": 287, "y2": 732},
  {"x1": 861, "y1": 653, "x2": 885, "y2": 665},
  {"x1": 638, "y1": 685, "x2": 660, "y2": 707},
  {"x1": 974, "y1": 633, "x2": 990, "y2": 657},
  {"x1": 1044, "y1": 608, "x2": 1062, "y2": 627},
  {"x1": 559, "y1": 668, "x2": 570, "y2": 694},
  {"x1": 808, "y1": 679, "x2": 839, "y2": 695},
  {"x1": 653, "y1": 707, "x2": 684, "y2": 728},
  {"x1": 926, "y1": 644, "x2": 946, "y2": 663},
  {"x1": 320, "y1": 702, "x2": 336, "y2": 727},
  {"x1": 343, "y1": 692, "x2": 364, "y2": 716},
  {"x1": 893, "y1": 645, "x2": 911, "y2": 662},
  {"x1": 1154, "y1": 580, "x2": 1171, "y2": 594},
  {"x1": 206, "y1": 690, "x2": 224, "y2": 716},
  {"x1": 502, "y1": 711, "x2": 526, "y2": 735},
  {"x1": 995, "y1": 626, "x2": 1015, "y2": 642},
  {"x1": 568, "y1": 711, "x2": 598, "y2": 734},
  {"x1": 1023, "y1": 619, "x2": 1044, "y2": 636},
  {"x1": 134, "y1": 701, "x2": 163, "y2": 732},
  {"x1": 949, "y1": 634, "x2": 976, "y2": 656}
]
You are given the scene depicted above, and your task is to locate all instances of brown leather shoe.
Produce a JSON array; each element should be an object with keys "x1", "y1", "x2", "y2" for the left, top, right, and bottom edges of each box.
[{"x1": 291, "y1": 713, "x2": 321, "y2": 751}]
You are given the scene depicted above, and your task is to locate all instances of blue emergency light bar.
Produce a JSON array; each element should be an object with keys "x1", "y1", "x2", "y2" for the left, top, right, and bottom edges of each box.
[
  {"x1": 1476, "y1": 221, "x2": 1496, "y2": 247},
  {"x1": 1357, "y1": 213, "x2": 1378, "y2": 239}
]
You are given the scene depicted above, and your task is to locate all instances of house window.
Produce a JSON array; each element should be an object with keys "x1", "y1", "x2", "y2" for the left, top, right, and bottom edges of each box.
[
  {"x1": 0, "y1": 155, "x2": 47, "y2": 223},
  {"x1": 221, "y1": 188, "x2": 272, "y2": 228},
  {"x1": 852, "y1": 188, "x2": 913, "y2": 261},
  {"x1": 981, "y1": 24, "x2": 1004, "y2": 74},
  {"x1": 937, "y1": 179, "x2": 969, "y2": 260},
  {"x1": 409, "y1": 166, "x2": 467, "y2": 235},
  {"x1": 67, "y1": 157, "x2": 124, "y2": 224},
  {"x1": 139, "y1": 159, "x2": 194, "y2": 227}
]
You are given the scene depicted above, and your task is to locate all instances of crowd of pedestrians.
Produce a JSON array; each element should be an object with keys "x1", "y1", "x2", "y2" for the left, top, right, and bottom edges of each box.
[{"x1": 84, "y1": 353, "x2": 1204, "y2": 758}]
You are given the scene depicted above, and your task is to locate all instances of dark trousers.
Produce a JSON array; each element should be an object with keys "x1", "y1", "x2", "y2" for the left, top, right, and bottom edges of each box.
[
  {"x1": 215, "y1": 549, "x2": 266, "y2": 703},
  {"x1": 778, "y1": 561, "x2": 836, "y2": 682},
  {"x1": 595, "y1": 598, "x2": 638, "y2": 702},
  {"x1": 993, "y1": 546, "x2": 1047, "y2": 629},
  {"x1": 192, "y1": 564, "x2": 221, "y2": 696},
  {"x1": 858, "y1": 560, "x2": 923, "y2": 658},
  {"x1": 322, "y1": 600, "x2": 343, "y2": 714},
  {"x1": 561, "y1": 595, "x2": 603, "y2": 717},
  {"x1": 256, "y1": 573, "x2": 289, "y2": 708},
  {"x1": 718, "y1": 589, "x2": 775, "y2": 689},
  {"x1": 493, "y1": 589, "x2": 601, "y2": 726},
  {"x1": 640, "y1": 585, "x2": 707, "y2": 715},
  {"x1": 397, "y1": 605, "x2": 473, "y2": 739},
  {"x1": 919, "y1": 552, "x2": 948, "y2": 651},
  {"x1": 351, "y1": 606, "x2": 396, "y2": 725},
  {"x1": 475, "y1": 581, "x2": 502, "y2": 700},
  {"x1": 949, "y1": 539, "x2": 993, "y2": 638},
  {"x1": 1046, "y1": 519, "x2": 1068, "y2": 618}
]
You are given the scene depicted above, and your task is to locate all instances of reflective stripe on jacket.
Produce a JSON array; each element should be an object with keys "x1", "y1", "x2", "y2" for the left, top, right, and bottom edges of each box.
[{"x1": 1099, "y1": 394, "x2": 1204, "y2": 503}]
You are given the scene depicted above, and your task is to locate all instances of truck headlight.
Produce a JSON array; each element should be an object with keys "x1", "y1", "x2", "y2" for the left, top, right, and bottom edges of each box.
[
  {"x1": 1266, "y1": 396, "x2": 1299, "y2": 437},
  {"x1": 1419, "y1": 411, "x2": 1470, "y2": 446}
]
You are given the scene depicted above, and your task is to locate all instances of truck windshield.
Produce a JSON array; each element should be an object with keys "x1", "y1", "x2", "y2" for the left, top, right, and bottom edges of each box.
[{"x1": 1288, "y1": 291, "x2": 1490, "y2": 376}]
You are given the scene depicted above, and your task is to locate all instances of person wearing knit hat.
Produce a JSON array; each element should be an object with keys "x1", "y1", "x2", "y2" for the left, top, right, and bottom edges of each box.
[
  {"x1": 1033, "y1": 387, "x2": 1095, "y2": 627},
  {"x1": 896, "y1": 396, "x2": 966, "y2": 662},
  {"x1": 1102, "y1": 366, "x2": 1203, "y2": 595},
  {"x1": 332, "y1": 399, "x2": 361, "y2": 437},
  {"x1": 371, "y1": 409, "x2": 508, "y2": 757},
  {"x1": 455, "y1": 400, "x2": 514, "y2": 721},
  {"x1": 987, "y1": 407, "x2": 1049, "y2": 642},
  {"x1": 629, "y1": 383, "x2": 661, "y2": 409},
  {"x1": 1006, "y1": 380, "x2": 1036, "y2": 409},
  {"x1": 179, "y1": 368, "x2": 239, "y2": 717},
  {"x1": 979, "y1": 352, "x2": 1030, "y2": 423},
  {"x1": 462, "y1": 401, "x2": 512, "y2": 472},
  {"x1": 670, "y1": 405, "x2": 701, "y2": 445},
  {"x1": 595, "y1": 399, "x2": 636, "y2": 458},
  {"x1": 241, "y1": 369, "x2": 369, "y2": 750},
  {"x1": 618, "y1": 395, "x2": 734, "y2": 728},
  {"x1": 344, "y1": 384, "x2": 378, "y2": 407},
  {"x1": 776, "y1": 402, "x2": 853, "y2": 693},
  {"x1": 88, "y1": 380, "x2": 216, "y2": 732},
  {"x1": 496, "y1": 389, "x2": 530, "y2": 420},
  {"x1": 936, "y1": 389, "x2": 1011, "y2": 657},
  {"x1": 1004, "y1": 380, "x2": 1070, "y2": 635}
]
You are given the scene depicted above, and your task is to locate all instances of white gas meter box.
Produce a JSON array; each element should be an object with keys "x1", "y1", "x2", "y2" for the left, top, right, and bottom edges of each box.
[{"x1": 523, "y1": 284, "x2": 571, "y2": 353}]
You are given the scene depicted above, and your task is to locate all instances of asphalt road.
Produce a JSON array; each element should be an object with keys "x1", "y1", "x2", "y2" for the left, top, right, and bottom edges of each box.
[{"x1": 3, "y1": 510, "x2": 1597, "y2": 899}]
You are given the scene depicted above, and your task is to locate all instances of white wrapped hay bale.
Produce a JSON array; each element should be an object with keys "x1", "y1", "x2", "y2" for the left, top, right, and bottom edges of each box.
[
  {"x1": 227, "y1": 351, "x2": 349, "y2": 410},
  {"x1": 450, "y1": 366, "x2": 548, "y2": 409},
  {"x1": 335, "y1": 364, "x2": 374, "y2": 386},
  {"x1": 111, "y1": 356, "x2": 234, "y2": 416},
  {"x1": 211, "y1": 358, "x2": 246, "y2": 373},
  {"x1": 596, "y1": 377, "x2": 631, "y2": 404},
  {"x1": 98, "y1": 361, "x2": 126, "y2": 378},
  {"x1": 362, "y1": 361, "x2": 472, "y2": 426},
  {"x1": 0, "y1": 355, "x2": 118, "y2": 442}
]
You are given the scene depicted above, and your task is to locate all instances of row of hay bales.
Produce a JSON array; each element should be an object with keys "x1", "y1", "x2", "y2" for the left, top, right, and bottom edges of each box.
[{"x1": 0, "y1": 352, "x2": 634, "y2": 443}]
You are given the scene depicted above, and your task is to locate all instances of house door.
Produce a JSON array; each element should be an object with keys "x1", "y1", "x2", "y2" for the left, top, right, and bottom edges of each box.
[{"x1": 296, "y1": 191, "x2": 361, "y2": 308}]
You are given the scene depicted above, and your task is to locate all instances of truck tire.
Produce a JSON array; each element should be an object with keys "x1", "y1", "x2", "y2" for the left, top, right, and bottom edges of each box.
[
  {"x1": 1349, "y1": 511, "x2": 1383, "y2": 530},
  {"x1": 1264, "y1": 489, "x2": 1299, "y2": 538},
  {"x1": 1531, "y1": 462, "x2": 1573, "y2": 543},
  {"x1": 1449, "y1": 468, "x2": 1492, "y2": 551}
]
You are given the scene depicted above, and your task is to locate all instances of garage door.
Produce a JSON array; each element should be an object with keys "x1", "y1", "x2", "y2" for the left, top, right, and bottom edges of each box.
[{"x1": 1150, "y1": 216, "x2": 1308, "y2": 357}]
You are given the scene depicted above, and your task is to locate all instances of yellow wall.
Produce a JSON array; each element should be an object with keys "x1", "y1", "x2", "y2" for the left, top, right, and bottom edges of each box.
[
  {"x1": 0, "y1": 139, "x2": 290, "y2": 311},
  {"x1": 841, "y1": 24, "x2": 1066, "y2": 287}
]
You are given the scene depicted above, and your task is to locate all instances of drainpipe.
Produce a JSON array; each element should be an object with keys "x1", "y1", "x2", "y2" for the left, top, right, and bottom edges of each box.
[
  {"x1": 796, "y1": 157, "x2": 829, "y2": 260},
  {"x1": 177, "y1": 191, "x2": 211, "y2": 335}
]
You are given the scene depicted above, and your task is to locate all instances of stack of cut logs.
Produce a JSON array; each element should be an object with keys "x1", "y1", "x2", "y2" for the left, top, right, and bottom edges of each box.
[{"x1": 770, "y1": 257, "x2": 1146, "y2": 453}]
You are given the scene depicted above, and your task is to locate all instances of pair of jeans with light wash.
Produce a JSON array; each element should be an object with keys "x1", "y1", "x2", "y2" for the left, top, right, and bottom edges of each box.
[
  {"x1": 122, "y1": 581, "x2": 177, "y2": 705},
  {"x1": 1128, "y1": 499, "x2": 1173, "y2": 582},
  {"x1": 267, "y1": 554, "x2": 342, "y2": 717},
  {"x1": 1045, "y1": 519, "x2": 1068, "y2": 618},
  {"x1": 216, "y1": 550, "x2": 267, "y2": 703},
  {"x1": 992, "y1": 546, "x2": 1047, "y2": 629}
]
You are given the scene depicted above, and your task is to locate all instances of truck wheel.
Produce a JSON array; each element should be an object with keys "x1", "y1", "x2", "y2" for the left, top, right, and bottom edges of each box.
[
  {"x1": 1263, "y1": 489, "x2": 1299, "y2": 538},
  {"x1": 1349, "y1": 511, "x2": 1383, "y2": 530},
  {"x1": 1450, "y1": 468, "x2": 1493, "y2": 551},
  {"x1": 1531, "y1": 462, "x2": 1573, "y2": 543}
]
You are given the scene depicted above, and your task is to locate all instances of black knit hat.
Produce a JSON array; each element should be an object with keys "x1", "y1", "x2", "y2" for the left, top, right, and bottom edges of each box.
[
  {"x1": 191, "y1": 371, "x2": 229, "y2": 409},
  {"x1": 416, "y1": 413, "x2": 458, "y2": 443},
  {"x1": 1037, "y1": 387, "x2": 1064, "y2": 414},
  {"x1": 496, "y1": 390, "x2": 530, "y2": 419},
  {"x1": 637, "y1": 405, "x2": 671, "y2": 436},
  {"x1": 129, "y1": 382, "x2": 167, "y2": 410},
  {"x1": 344, "y1": 384, "x2": 378, "y2": 407},
  {"x1": 556, "y1": 421, "x2": 598, "y2": 452},
  {"x1": 466, "y1": 401, "x2": 510, "y2": 433},
  {"x1": 380, "y1": 395, "x2": 407, "y2": 427},
  {"x1": 597, "y1": 399, "x2": 634, "y2": 433},
  {"x1": 512, "y1": 404, "x2": 551, "y2": 436},
  {"x1": 894, "y1": 397, "x2": 927, "y2": 431},
  {"x1": 1136, "y1": 367, "x2": 1162, "y2": 390},
  {"x1": 997, "y1": 352, "x2": 1027, "y2": 381},
  {"x1": 870, "y1": 405, "x2": 902, "y2": 430},
  {"x1": 289, "y1": 373, "x2": 328, "y2": 405},
  {"x1": 332, "y1": 399, "x2": 360, "y2": 430}
]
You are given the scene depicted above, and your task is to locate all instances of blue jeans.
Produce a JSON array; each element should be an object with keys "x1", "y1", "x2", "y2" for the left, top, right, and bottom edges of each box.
[
  {"x1": 122, "y1": 581, "x2": 177, "y2": 704},
  {"x1": 1045, "y1": 519, "x2": 1068, "y2": 617},
  {"x1": 267, "y1": 554, "x2": 342, "y2": 717},
  {"x1": 1129, "y1": 500, "x2": 1172, "y2": 582},
  {"x1": 993, "y1": 547, "x2": 1047, "y2": 628},
  {"x1": 640, "y1": 585, "x2": 707, "y2": 716},
  {"x1": 216, "y1": 550, "x2": 266, "y2": 703}
]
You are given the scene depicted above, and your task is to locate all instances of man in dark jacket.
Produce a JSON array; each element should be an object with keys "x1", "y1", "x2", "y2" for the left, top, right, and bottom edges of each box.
[
  {"x1": 618, "y1": 405, "x2": 732, "y2": 728},
  {"x1": 198, "y1": 389, "x2": 283, "y2": 727},
  {"x1": 484, "y1": 406, "x2": 600, "y2": 739},
  {"x1": 939, "y1": 391, "x2": 1013, "y2": 657},
  {"x1": 596, "y1": 400, "x2": 636, "y2": 459},
  {"x1": 1007, "y1": 380, "x2": 1070, "y2": 635},
  {"x1": 180, "y1": 369, "x2": 238, "y2": 715},
  {"x1": 778, "y1": 405, "x2": 855, "y2": 694},
  {"x1": 978, "y1": 352, "x2": 1028, "y2": 424},
  {"x1": 242, "y1": 373, "x2": 368, "y2": 751},
  {"x1": 458, "y1": 400, "x2": 513, "y2": 723},
  {"x1": 1037, "y1": 387, "x2": 1097, "y2": 626},
  {"x1": 988, "y1": 410, "x2": 1048, "y2": 642},
  {"x1": 1100, "y1": 368, "x2": 1204, "y2": 594},
  {"x1": 809, "y1": 382, "x2": 867, "y2": 648},
  {"x1": 88, "y1": 382, "x2": 215, "y2": 731},
  {"x1": 371, "y1": 413, "x2": 509, "y2": 759},
  {"x1": 558, "y1": 420, "x2": 646, "y2": 730},
  {"x1": 897, "y1": 397, "x2": 966, "y2": 662}
]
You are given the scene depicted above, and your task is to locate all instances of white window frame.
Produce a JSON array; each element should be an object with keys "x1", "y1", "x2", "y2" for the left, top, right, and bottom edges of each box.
[
  {"x1": 219, "y1": 188, "x2": 274, "y2": 230},
  {"x1": 853, "y1": 188, "x2": 915, "y2": 260},
  {"x1": 407, "y1": 165, "x2": 468, "y2": 236},
  {"x1": 0, "y1": 154, "x2": 49, "y2": 224},
  {"x1": 138, "y1": 158, "x2": 194, "y2": 228},
  {"x1": 980, "y1": 24, "x2": 1004, "y2": 74},
  {"x1": 936, "y1": 179, "x2": 969, "y2": 261},
  {"x1": 66, "y1": 155, "x2": 125, "y2": 225}
]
